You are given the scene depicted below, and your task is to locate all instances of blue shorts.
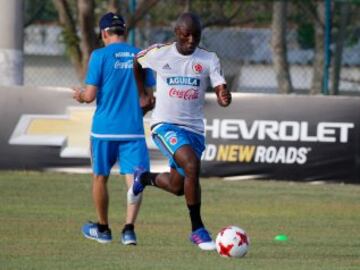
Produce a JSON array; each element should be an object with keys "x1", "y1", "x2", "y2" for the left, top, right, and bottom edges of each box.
[
  {"x1": 91, "y1": 138, "x2": 150, "y2": 176},
  {"x1": 151, "y1": 124, "x2": 205, "y2": 176}
]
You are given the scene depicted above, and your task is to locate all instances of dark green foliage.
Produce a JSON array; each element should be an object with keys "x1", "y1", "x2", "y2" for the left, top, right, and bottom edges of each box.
[{"x1": 297, "y1": 23, "x2": 315, "y2": 49}]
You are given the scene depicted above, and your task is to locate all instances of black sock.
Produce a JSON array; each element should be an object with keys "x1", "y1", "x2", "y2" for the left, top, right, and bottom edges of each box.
[
  {"x1": 140, "y1": 172, "x2": 158, "y2": 186},
  {"x1": 187, "y1": 203, "x2": 204, "y2": 232},
  {"x1": 122, "y1": 223, "x2": 134, "y2": 233},
  {"x1": 97, "y1": 223, "x2": 109, "y2": 232}
]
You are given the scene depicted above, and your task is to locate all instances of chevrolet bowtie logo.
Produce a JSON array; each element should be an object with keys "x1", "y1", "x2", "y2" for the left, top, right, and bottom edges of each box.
[
  {"x1": 9, "y1": 107, "x2": 94, "y2": 158},
  {"x1": 9, "y1": 106, "x2": 156, "y2": 158}
]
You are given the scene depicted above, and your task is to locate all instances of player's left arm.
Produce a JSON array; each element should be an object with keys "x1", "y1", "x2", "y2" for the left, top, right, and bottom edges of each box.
[
  {"x1": 72, "y1": 85, "x2": 97, "y2": 104},
  {"x1": 215, "y1": 84, "x2": 231, "y2": 107},
  {"x1": 209, "y1": 52, "x2": 231, "y2": 107}
]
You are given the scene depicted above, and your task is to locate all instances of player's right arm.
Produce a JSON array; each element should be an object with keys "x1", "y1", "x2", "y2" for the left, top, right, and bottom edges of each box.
[
  {"x1": 133, "y1": 56, "x2": 155, "y2": 115},
  {"x1": 133, "y1": 55, "x2": 147, "y2": 98},
  {"x1": 72, "y1": 85, "x2": 97, "y2": 104},
  {"x1": 72, "y1": 50, "x2": 101, "y2": 103},
  {"x1": 134, "y1": 44, "x2": 164, "y2": 114}
]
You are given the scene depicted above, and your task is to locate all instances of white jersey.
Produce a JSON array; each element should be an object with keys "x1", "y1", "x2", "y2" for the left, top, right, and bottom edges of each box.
[{"x1": 137, "y1": 42, "x2": 226, "y2": 134}]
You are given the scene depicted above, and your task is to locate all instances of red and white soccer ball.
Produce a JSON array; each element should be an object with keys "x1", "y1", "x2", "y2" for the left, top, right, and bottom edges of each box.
[{"x1": 215, "y1": 225, "x2": 250, "y2": 258}]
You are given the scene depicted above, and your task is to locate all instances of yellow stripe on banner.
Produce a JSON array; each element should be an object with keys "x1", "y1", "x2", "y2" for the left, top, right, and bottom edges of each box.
[{"x1": 27, "y1": 109, "x2": 93, "y2": 149}]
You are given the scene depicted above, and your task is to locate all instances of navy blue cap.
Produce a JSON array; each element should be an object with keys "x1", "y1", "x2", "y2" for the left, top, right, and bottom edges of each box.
[{"x1": 99, "y1": 12, "x2": 126, "y2": 31}]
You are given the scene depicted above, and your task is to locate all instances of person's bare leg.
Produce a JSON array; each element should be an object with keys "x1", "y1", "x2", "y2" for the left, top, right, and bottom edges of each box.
[
  {"x1": 173, "y1": 145, "x2": 201, "y2": 205},
  {"x1": 142, "y1": 145, "x2": 200, "y2": 202},
  {"x1": 92, "y1": 174, "x2": 109, "y2": 225},
  {"x1": 152, "y1": 168, "x2": 184, "y2": 195}
]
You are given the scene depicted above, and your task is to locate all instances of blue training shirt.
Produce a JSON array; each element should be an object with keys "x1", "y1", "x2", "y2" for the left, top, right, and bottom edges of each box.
[{"x1": 85, "y1": 42, "x2": 155, "y2": 140}]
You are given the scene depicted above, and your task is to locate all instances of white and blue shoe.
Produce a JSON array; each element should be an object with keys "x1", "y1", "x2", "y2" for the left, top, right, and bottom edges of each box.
[
  {"x1": 121, "y1": 230, "x2": 137, "y2": 245},
  {"x1": 81, "y1": 222, "x2": 112, "y2": 244},
  {"x1": 133, "y1": 168, "x2": 146, "y2": 195},
  {"x1": 190, "y1": 227, "x2": 216, "y2": 251},
  {"x1": 127, "y1": 168, "x2": 146, "y2": 204}
]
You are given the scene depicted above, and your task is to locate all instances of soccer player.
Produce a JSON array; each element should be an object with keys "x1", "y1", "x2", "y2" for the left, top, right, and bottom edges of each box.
[
  {"x1": 130, "y1": 12, "x2": 231, "y2": 251},
  {"x1": 72, "y1": 12, "x2": 155, "y2": 245}
]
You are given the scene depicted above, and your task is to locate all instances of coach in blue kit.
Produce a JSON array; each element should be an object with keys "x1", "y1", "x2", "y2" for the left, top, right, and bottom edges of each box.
[{"x1": 72, "y1": 12, "x2": 155, "y2": 245}]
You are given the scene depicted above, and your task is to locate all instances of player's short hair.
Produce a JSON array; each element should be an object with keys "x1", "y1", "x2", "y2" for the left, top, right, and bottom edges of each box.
[
  {"x1": 98, "y1": 12, "x2": 126, "y2": 38},
  {"x1": 105, "y1": 26, "x2": 125, "y2": 36}
]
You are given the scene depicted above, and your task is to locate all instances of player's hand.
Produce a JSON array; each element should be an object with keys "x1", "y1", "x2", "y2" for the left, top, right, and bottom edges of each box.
[
  {"x1": 140, "y1": 94, "x2": 156, "y2": 115},
  {"x1": 217, "y1": 88, "x2": 232, "y2": 107},
  {"x1": 72, "y1": 87, "x2": 85, "y2": 103}
]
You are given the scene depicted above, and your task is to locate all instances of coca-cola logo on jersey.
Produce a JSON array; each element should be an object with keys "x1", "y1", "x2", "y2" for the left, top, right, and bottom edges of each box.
[{"x1": 168, "y1": 88, "x2": 199, "y2": 100}]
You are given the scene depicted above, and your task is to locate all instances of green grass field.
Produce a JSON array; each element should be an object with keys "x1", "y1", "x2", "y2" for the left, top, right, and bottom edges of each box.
[{"x1": 0, "y1": 171, "x2": 359, "y2": 270}]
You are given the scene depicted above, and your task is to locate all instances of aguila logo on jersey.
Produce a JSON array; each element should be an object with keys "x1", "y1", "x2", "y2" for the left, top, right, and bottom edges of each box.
[
  {"x1": 193, "y1": 63, "x2": 203, "y2": 74},
  {"x1": 166, "y1": 77, "x2": 200, "y2": 86}
]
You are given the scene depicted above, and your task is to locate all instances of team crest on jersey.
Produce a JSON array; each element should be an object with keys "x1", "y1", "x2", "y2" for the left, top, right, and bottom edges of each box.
[
  {"x1": 169, "y1": 136, "x2": 178, "y2": 145},
  {"x1": 193, "y1": 63, "x2": 203, "y2": 74},
  {"x1": 164, "y1": 131, "x2": 178, "y2": 145}
]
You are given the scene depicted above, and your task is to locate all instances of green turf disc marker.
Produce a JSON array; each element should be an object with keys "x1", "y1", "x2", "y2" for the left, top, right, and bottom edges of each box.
[{"x1": 274, "y1": 234, "x2": 288, "y2": 241}]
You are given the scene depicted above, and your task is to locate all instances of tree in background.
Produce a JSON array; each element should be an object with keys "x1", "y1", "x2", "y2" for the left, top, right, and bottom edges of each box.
[
  {"x1": 146, "y1": 0, "x2": 246, "y2": 27},
  {"x1": 25, "y1": 0, "x2": 359, "y2": 94},
  {"x1": 311, "y1": 1, "x2": 326, "y2": 95},
  {"x1": 271, "y1": 0, "x2": 293, "y2": 94},
  {"x1": 56, "y1": 0, "x2": 247, "y2": 84},
  {"x1": 331, "y1": 1, "x2": 350, "y2": 95},
  {"x1": 295, "y1": 1, "x2": 327, "y2": 95},
  {"x1": 51, "y1": 0, "x2": 160, "y2": 81}
]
